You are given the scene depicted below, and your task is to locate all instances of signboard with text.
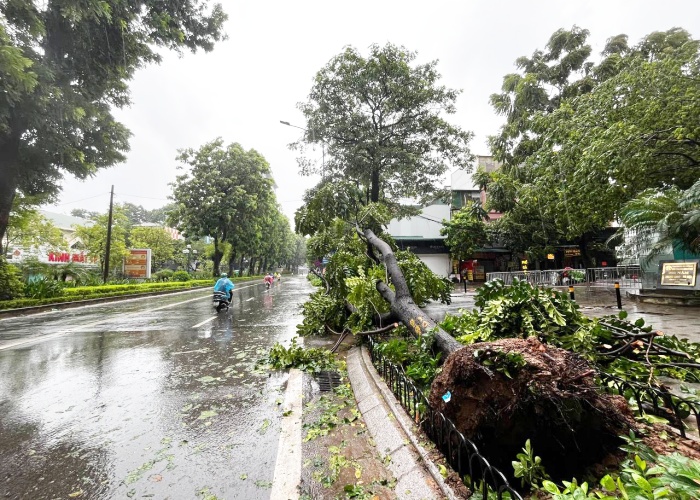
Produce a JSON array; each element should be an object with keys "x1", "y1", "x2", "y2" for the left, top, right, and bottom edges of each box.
[
  {"x1": 123, "y1": 249, "x2": 151, "y2": 279},
  {"x1": 564, "y1": 248, "x2": 581, "y2": 257},
  {"x1": 659, "y1": 261, "x2": 698, "y2": 288}
]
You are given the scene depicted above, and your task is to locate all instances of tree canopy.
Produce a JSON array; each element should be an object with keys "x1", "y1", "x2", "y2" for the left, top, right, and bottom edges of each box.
[
  {"x1": 0, "y1": 0, "x2": 227, "y2": 250},
  {"x1": 169, "y1": 139, "x2": 292, "y2": 276},
  {"x1": 484, "y1": 27, "x2": 700, "y2": 261},
  {"x1": 293, "y1": 43, "x2": 473, "y2": 207}
]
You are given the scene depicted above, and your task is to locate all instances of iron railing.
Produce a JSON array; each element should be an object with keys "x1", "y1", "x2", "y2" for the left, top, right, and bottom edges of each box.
[
  {"x1": 585, "y1": 266, "x2": 642, "y2": 289},
  {"x1": 598, "y1": 372, "x2": 700, "y2": 439},
  {"x1": 487, "y1": 266, "x2": 646, "y2": 289},
  {"x1": 367, "y1": 336, "x2": 523, "y2": 500}
]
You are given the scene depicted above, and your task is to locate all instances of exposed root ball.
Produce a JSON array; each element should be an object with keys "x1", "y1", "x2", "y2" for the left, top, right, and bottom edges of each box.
[{"x1": 429, "y1": 337, "x2": 635, "y2": 481}]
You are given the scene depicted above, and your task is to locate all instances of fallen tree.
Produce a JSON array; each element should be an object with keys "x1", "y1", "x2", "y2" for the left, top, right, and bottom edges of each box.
[{"x1": 358, "y1": 228, "x2": 640, "y2": 479}]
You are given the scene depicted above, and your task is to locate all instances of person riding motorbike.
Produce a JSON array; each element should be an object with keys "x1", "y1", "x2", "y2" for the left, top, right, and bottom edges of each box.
[
  {"x1": 263, "y1": 273, "x2": 274, "y2": 289},
  {"x1": 214, "y1": 273, "x2": 235, "y2": 303}
]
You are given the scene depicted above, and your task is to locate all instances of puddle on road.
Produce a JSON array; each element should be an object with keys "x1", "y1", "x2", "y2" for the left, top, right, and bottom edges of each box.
[{"x1": 0, "y1": 277, "x2": 313, "y2": 499}]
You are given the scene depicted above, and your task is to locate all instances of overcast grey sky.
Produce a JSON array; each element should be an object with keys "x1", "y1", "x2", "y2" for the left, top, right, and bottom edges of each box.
[{"x1": 46, "y1": 0, "x2": 700, "y2": 225}]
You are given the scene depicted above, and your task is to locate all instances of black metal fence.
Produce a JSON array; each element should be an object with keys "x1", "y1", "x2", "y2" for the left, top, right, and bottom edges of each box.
[
  {"x1": 367, "y1": 336, "x2": 523, "y2": 500},
  {"x1": 598, "y1": 372, "x2": 700, "y2": 439},
  {"x1": 367, "y1": 330, "x2": 700, "y2": 499}
]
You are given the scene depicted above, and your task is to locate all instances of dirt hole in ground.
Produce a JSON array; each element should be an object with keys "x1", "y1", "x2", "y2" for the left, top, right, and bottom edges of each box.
[{"x1": 429, "y1": 337, "x2": 635, "y2": 482}]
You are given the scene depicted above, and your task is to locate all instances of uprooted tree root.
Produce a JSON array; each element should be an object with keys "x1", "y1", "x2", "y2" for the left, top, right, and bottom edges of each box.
[{"x1": 429, "y1": 337, "x2": 636, "y2": 482}]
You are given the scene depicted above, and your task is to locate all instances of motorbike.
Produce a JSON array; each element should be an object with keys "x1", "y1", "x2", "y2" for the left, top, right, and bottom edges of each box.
[{"x1": 213, "y1": 291, "x2": 230, "y2": 312}]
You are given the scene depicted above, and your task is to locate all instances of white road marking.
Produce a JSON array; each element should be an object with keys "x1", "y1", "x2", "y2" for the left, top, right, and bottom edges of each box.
[
  {"x1": 246, "y1": 297, "x2": 255, "y2": 302},
  {"x1": 0, "y1": 281, "x2": 259, "y2": 351},
  {"x1": 192, "y1": 316, "x2": 217, "y2": 328},
  {"x1": 270, "y1": 368, "x2": 302, "y2": 500}
]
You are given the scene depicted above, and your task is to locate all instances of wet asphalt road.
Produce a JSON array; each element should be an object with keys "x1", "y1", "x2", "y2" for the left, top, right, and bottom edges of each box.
[{"x1": 0, "y1": 277, "x2": 313, "y2": 500}]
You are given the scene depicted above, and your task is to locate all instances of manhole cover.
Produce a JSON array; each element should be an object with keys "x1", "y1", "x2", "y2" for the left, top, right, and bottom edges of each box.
[{"x1": 315, "y1": 371, "x2": 341, "y2": 392}]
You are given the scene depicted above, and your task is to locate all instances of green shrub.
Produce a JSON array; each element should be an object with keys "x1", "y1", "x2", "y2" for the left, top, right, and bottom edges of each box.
[
  {"x1": 154, "y1": 269, "x2": 174, "y2": 281},
  {"x1": 171, "y1": 270, "x2": 191, "y2": 282},
  {"x1": 0, "y1": 260, "x2": 25, "y2": 300},
  {"x1": 24, "y1": 276, "x2": 65, "y2": 299}
]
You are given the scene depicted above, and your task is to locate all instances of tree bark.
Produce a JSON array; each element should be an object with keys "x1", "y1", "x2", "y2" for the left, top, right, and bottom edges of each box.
[
  {"x1": 212, "y1": 237, "x2": 223, "y2": 276},
  {"x1": 360, "y1": 228, "x2": 463, "y2": 356},
  {"x1": 0, "y1": 137, "x2": 21, "y2": 255},
  {"x1": 227, "y1": 251, "x2": 237, "y2": 275}
]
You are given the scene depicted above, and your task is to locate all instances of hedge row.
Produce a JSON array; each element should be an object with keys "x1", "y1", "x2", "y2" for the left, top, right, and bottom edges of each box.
[
  {"x1": 61, "y1": 280, "x2": 215, "y2": 297},
  {"x1": 0, "y1": 276, "x2": 263, "y2": 311}
]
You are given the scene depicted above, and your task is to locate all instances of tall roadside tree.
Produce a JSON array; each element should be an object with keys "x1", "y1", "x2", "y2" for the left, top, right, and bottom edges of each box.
[
  {"x1": 169, "y1": 139, "x2": 276, "y2": 276},
  {"x1": 0, "y1": 0, "x2": 227, "y2": 249},
  {"x1": 294, "y1": 43, "x2": 473, "y2": 207},
  {"x1": 484, "y1": 27, "x2": 700, "y2": 262}
]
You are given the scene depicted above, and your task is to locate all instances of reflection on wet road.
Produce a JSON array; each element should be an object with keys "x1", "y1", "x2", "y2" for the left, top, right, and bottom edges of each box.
[{"x1": 0, "y1": 277, "x2": 312, "y2": 499}]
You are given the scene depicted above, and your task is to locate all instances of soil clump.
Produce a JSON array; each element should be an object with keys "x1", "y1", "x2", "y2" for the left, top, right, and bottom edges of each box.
[{"x1": 429, "y1": 337, "x2": 635, "y2": 482}]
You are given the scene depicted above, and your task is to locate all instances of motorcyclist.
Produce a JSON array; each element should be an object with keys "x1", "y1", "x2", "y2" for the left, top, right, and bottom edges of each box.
[
  {"x1": 214, "y1": 272, "x2": 235, "y2": 302},
  {"x1": 263, "y1": 272, "x2": 274, "y2": 289}
]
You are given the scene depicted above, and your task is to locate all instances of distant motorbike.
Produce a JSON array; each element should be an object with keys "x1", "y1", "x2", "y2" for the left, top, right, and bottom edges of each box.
[{"x1": 213, "y1": 291, "x2": 230, "y2": 312}]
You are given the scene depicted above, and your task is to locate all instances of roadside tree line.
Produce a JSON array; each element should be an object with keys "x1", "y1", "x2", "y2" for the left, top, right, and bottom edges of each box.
[{"x1": 169, "y1": 138, "x2": 306, "y2": 277}]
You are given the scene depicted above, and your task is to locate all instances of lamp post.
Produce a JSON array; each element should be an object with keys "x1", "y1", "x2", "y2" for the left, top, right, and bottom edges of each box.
[
  {"x1": 183, "y1": 244, "x2": 191, "y2": 274},
  {"x1": 280, "y1": 120, "x2": 326, "y2": 177}
]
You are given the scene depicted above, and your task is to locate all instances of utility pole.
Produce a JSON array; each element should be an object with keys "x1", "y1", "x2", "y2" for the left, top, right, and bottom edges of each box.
[{"x1": 103, "y1": 185, "x2": 114, "y2": 284}]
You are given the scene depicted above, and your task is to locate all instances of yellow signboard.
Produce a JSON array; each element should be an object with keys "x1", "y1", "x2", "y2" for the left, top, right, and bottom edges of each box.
[
  {"x1": 564, "y1": 248, "x2": 581, "y2": 257},
  {"x1": 660, "y1": 262, "x2": 697, "y2": 287},
  {"x1": 123, "y1": 249, "x2": 152, "y2": 279}
]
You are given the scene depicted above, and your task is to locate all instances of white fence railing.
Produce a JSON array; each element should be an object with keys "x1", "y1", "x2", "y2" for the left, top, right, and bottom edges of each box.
[{"x1": 486, "y1": 266, "x2": 645, "y2": 288}]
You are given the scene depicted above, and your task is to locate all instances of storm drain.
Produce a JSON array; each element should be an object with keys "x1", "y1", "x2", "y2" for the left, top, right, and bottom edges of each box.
[{"x1": 315, "y1": 371, "x2": 342, "y2": 392}]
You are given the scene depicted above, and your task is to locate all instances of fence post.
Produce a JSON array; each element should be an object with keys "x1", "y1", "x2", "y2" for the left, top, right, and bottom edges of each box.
[{"x1": 615, "y1": 281, "x2": 622, "y2": 309}]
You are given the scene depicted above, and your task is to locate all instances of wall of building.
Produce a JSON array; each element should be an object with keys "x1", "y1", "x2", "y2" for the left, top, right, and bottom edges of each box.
[{"x1": 386, "y1": 204, "x2": 449, "y2": 240}]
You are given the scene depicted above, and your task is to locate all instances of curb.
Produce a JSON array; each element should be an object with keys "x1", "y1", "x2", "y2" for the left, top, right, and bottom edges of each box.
[{"x1": 347, "y1": 346, "x2": 460, "y2": 500}]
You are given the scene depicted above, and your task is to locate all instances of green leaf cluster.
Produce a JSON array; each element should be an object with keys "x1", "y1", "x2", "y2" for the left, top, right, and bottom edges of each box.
[
  {"x1": 0, "y1": 259, "x2": 24, "y2": 300},
  {"x1": 443, "y1": 278, "x2": 583, "y2": 345},
  {"x1": 266, "y1": 337, "x2": 336, "y2": 373},
  {"x1": 539, "y1": 434, "x2": 700, "y2": 499}
]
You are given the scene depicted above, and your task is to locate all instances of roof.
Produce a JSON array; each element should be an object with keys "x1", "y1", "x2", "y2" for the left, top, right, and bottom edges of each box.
[{"x1": 39, "y1": 210, "x2": 92, "y2": 230}]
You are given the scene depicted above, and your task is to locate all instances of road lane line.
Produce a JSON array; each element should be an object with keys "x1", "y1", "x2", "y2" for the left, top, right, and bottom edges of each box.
[
  {"x1": 246, "y1": 297, "x2": 255, "y2": 302},
  {"x1": 0, "y1": 282, "x2": 260, "y2": 350},
  {"x1": 192, "y1": 316, "x2": 217, "y2": 328},
  {"x1": 270, "y1": 368, "x2": 302, "y2": 500}
]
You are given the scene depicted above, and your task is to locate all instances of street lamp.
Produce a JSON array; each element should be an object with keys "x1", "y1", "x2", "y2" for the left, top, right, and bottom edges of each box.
[
  {"x1": 183, "y1": 244, "x2": 191, "y2": 274},
  {"x1": 280, "y1": 120, "x2": 326, "y2": 177}
]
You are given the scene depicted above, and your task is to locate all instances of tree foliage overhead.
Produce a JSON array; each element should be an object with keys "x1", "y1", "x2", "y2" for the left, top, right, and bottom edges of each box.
[
  {"x1": 484, "y1": 27, "x2": 700, "y2": 259},
  {"x1": 294, "y1": 43, "x2": 473, "y2": 206},
  {"x1": 0, "y1": 0, "x2": 227, "y2": 250}
]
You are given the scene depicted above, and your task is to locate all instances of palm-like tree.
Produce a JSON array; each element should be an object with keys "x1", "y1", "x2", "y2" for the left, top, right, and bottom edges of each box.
[{"x1": 617, "y1": 179, "x2": 700, "y2": 260}]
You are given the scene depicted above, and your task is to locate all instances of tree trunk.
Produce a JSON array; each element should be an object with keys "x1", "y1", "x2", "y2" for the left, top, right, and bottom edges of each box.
[
  {"x1": 212, "y1": 237, "x2": 223, "y2": 276},
  {"x1": 227, "y1": 250, "x2": 237, "y2": 275},
  {"x1": 0, "y1": 138, "x2": 21, "y2": 255},
  {"x1": 248, "y1": 257, "x2": 256, "y2": 276},
  {"x1": 238, "y1": 255, "x2": 245, "y2": 276},
  {"x1": 261, "y1": 257, "x2": 268, "y2": 274},
  {"x1": 361, "y1": 228, "x2": 462, "y2": 356}
]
